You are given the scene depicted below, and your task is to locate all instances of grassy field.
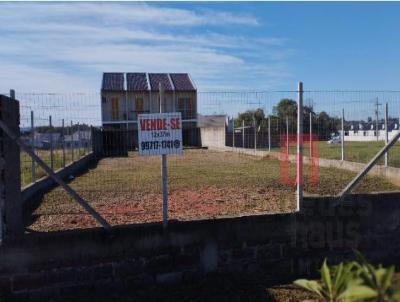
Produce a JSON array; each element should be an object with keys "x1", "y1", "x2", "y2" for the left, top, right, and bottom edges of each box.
[
  {"x1": 21, "y1": 141, "x2": 400, "y2": 188},
  {"x1": 317, "y1": 140, "x2": 400, "y2": 166},
  {"x1": 20, "y1": 147, "x2": 89, "y2": 187},
  {"x1": 27, "y1": 149, "x2": 398, "y2": 232},
  {"x1": 271, "y1": 140, "x2": 400, "y2": 166}
]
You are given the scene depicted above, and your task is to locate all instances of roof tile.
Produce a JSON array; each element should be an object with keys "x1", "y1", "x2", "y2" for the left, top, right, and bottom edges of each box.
[
  {"x1": 127, "y1": 73, "x2": 148, "y2": 91},
  {"x1": 149, "y1": 73, "x2": 173, "y2": 91},
  {"x1": 170, "y1": 73, "x2": 196, "y2": 91},
  {"x1": 102, "y1": 73, "x2": 124, "y2": 91}
]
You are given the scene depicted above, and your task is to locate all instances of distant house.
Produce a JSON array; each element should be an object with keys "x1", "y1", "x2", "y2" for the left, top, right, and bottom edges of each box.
[
  {"x1": 340, "y1": 119, "x2": 400, "y2": 141},
  {"x1": 100, "y1": 72, "x2": 198, "y2": 147},
  {"x1": 33, "y1": 133, "x2": 61, "y2": 149},
  {"x1": 64, "y1": 130, "x2": 91, "y2": 148}
]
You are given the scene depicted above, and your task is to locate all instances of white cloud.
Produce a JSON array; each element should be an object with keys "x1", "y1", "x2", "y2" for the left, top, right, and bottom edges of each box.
[
  {"x1": 0, "y1": 3, "x2": 259, "y2": 27},
  {"x1": 0, "y1": 2, "x2": 293, "y2": 93}
]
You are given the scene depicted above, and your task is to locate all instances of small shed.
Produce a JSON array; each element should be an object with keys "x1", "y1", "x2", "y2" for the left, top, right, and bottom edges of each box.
[{"x1": 198, "y1": 115, "x2": 227, "y2": 149}]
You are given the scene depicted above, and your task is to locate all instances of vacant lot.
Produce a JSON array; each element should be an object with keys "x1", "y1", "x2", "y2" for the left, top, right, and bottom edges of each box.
[
  {"x1": 27, "y1": 149, "x2": 398, "y2": 232},
  {"x1": 272, "y1": 140, "x2": 400, "y2": 167},
  {"x1": 20, "y1": 148, "x2": 89, "y2": 187}
]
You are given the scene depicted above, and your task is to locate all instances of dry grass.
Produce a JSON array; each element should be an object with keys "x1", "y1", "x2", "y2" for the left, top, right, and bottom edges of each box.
[
  {"x1": 20, "y1": 148, "x2": 89, "y2": 187},
  {"x1": 27, "y1": 149, "x2": 398, "y2": 232}
]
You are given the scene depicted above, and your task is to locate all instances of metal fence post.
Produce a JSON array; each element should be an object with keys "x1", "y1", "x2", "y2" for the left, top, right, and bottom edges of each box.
[
  {"x1": 31, "y1": 110, "x2": 36, "y2": 182},
  {"x1": 62, "y1": 119, "x2": 65, "y2": 168},
  {"x1": 71, "y1": 121, "x2": 74, "y2": 162},
  {"x1": 232, "y1": 117, "x2": 235, "y2": 149},
  {"x1": 49, "y1": 115, "x2": 54, "y2": 171},
  {"x1": 268, "y1": 116, "x2": 271, "y2": 152},
  {"x1": 77, "y1": 122, "x2": 81, "y2": 158},
  {"x1": 309, "y1": 111, "x2": 312, "y2": 158},
  {"x1": 242, "y1": 119, "x2": 245, "y2": 148},
  {"x1": 254, "y1": 115, "x2": 257, "y2": 153},
  {"x1": 296, "y1": 82, "x2": 304, "y2": 212},
  {"x1": 385, "y1": 102, "x2": 389, "y2": 166},
  {"x1": 286, "y1": 115, "x2": 289, "y2": 155},
  {"x1": 341, "y1": 108, "x2": 345, "y2": 161},
  {"x1": 160, "y1": 83, "x2": 168, "y2": 229}
]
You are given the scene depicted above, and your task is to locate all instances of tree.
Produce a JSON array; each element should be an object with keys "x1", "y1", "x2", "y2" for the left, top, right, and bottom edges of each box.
[
  {"x1": 273, "y1": 99, "x2": 297, "y2": 119},
  {"x1": 235, "y1": 108, "x2": 265, "y2": 128}
]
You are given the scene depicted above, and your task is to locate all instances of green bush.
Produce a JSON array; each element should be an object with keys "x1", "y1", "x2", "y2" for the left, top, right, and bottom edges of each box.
[{"x1": 294, "y1": 252, "x2": 400, "y2": 302}]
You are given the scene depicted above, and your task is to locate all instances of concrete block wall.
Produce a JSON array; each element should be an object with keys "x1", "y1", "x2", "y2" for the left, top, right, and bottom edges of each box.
[
  {"x1": 0, "y1": 193, "x2": 400, "y2": 297},
  {"x1": 0, "y1": 95, "x2": 23, "y2": 239}
]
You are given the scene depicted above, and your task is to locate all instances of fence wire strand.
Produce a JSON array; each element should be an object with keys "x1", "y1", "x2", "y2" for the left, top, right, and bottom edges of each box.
[{"x1": 10, "y1": 90, "x2": 400, "y2": 231}]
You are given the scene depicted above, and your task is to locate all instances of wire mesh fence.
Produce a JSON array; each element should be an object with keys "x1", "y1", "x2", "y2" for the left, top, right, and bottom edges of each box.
[{"x1": 8, "y1": 89, "x2": 400, "y2": 231}]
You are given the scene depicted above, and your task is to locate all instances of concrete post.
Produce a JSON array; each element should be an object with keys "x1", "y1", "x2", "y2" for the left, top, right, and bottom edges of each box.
[
  {"x1": 296, "y1": 82, "x2": 304, "y2": 212},
  {"x1": 0, "y1": 95, "x2": 23, "y2": 240},
  {"x1": 49, "y1": 115, "x2": 54, "y2": 171},
  {"x1": 385, "y1": 103, "x2": 389, "y2": 166},
  {"x1": 31, "y1": 110, "x2": 36, "y2": 182}
]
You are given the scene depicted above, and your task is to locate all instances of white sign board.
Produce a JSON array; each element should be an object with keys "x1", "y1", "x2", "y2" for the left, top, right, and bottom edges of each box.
[{"x1": 138, "y1": 112, "x2": 183, "y2": 156}]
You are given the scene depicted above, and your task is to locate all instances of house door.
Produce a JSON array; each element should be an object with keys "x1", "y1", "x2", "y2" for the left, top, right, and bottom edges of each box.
[
  {"x1": 111, "y1": 98, "x2": 119, "y2": 120},
  {"x1": 178, "y1": 97, "x2": 193, "y2": 119}
]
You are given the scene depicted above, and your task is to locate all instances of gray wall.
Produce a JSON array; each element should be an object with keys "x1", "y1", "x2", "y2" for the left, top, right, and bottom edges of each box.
[{"x1": 1, "y1": 193, "x2": 400, "y2": 296}]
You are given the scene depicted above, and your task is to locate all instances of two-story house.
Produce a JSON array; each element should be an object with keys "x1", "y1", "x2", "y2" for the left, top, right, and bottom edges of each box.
[{"x1": 101, "y1": 72, "x2": 198, "y2": 148}]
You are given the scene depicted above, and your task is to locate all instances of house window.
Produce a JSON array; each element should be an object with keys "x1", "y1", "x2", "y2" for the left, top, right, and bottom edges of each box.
[
  {"x1": 136, "y1": 98, "x2": 144, "y2": 113},
  {"x1": 177, "y1": 98, "x2": 193, "y2": 119},
  {"x1": 111, "y1": 97, "x2": 119, "y2": 121}
]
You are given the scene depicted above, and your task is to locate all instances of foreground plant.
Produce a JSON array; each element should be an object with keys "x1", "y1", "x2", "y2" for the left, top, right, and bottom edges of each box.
[
  {"x1": 294, "y1": 259, "x2": 377, "y2": 302},
  {"x1": 353, "y1": 251, "x2": 400, "y2": 302}
]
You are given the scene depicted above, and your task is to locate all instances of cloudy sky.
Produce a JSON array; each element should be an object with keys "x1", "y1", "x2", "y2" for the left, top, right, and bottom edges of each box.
[{"x1": 1, "y1": 2, "x2": 400, "y2": 93}]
